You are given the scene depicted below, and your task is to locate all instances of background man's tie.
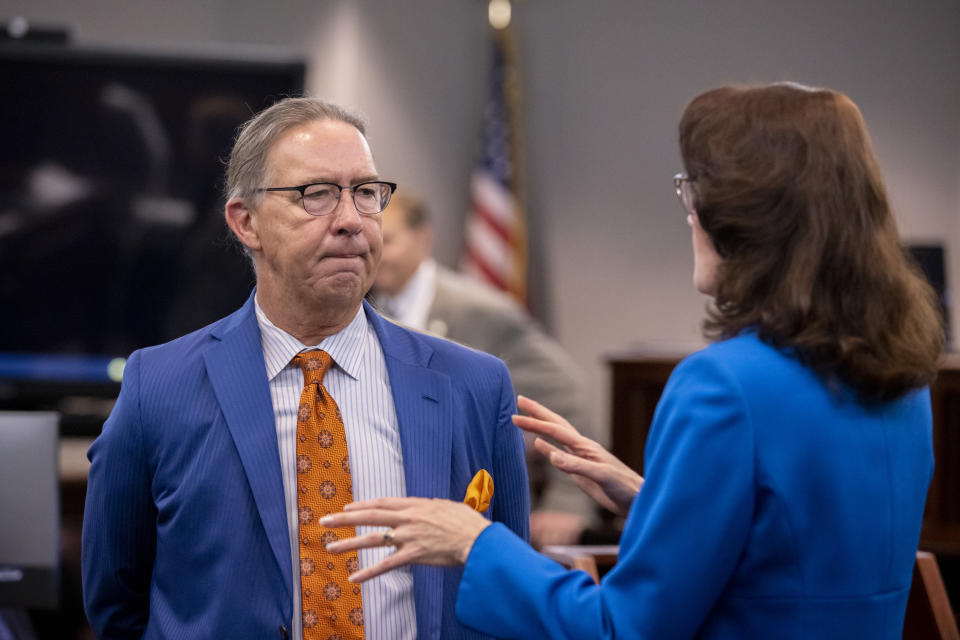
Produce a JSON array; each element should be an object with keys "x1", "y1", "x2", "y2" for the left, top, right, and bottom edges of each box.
[{"x1": 294, "y1": 350, "x2": 365, "y2": 639}]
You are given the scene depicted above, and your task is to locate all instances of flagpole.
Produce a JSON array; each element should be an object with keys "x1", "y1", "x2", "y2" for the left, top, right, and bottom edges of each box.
[
  {"x1": 461, "y1": 0, "x2": 530, "y2": 304},
  {"x1": 494, "y1": 20, "x2": 529, "y2": 303}
]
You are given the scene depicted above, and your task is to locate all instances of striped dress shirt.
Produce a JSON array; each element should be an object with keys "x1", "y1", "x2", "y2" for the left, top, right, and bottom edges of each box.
[{"x1": 255, "y1": 300, "x2": 416, "y2": 640}]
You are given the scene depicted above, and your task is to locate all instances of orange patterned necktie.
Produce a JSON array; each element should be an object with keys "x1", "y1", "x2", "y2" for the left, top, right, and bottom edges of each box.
[{"x1": 293, "y1": 350, "x2": 364, "y2": 640}]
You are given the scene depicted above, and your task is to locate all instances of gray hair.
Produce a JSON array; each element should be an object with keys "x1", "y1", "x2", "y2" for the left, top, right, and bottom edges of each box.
[{"x1": 225, "y1": 97, "x2": 367, "y2": 204}]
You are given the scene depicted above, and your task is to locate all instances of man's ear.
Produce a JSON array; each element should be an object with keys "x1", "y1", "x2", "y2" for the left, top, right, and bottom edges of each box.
[{"x1": 225, "y1": 197, "x2": 262, "y2": 252}]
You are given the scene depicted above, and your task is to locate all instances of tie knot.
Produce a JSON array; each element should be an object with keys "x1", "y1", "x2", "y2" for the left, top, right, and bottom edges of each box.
[{"x1": 294, "y1": 350, "x2": 333, "y2": 385}]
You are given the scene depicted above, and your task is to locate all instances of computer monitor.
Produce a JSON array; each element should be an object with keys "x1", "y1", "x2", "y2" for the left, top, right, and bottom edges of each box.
[
  {"x1": 0, "y1": 412, "x2": 60, "y2": 608},
  {"x1": 908, "y1": 244, "x2": 951, "y2": 347}
]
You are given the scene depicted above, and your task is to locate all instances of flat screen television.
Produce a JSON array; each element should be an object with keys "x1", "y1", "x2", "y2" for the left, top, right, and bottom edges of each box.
[{"x1": 0, "y1": 43, "x2": 305, "y2": 430}]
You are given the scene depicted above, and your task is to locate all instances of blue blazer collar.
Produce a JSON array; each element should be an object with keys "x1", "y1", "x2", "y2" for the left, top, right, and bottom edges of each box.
[
  {"x1": 364, "y1": 300, "x2": 453, "y2": 640},
  {"x1": 203, "y1": 292, "x2": 293, "y2": 604},
  {"x1": 364, "y1": 301, "x2": 454, "y2": 501}
]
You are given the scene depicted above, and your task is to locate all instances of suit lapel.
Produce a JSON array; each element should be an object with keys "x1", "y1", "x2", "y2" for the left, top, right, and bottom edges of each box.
[
  {"x1": 366, "y1": 302, "x2": 453, "y2": 496},
  {"x1": 204, "y1": 297, "x2": 292, "y2": 601},
  {"x1": 366, "y1": 302, "x2": 452, "y2": 640},
  {"x1": 388, "y1": 357, "x2": 452, "y2": 497}
]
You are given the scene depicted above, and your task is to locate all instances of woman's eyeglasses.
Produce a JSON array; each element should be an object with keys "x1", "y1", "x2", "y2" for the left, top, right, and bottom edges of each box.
[{"x1": 673, "y1": 173, "x2": 697, "y2": 216}]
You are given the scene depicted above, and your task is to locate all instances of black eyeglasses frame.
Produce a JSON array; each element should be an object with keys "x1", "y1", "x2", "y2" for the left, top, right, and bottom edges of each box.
[{"x1": 256, "y1": 180, "x2": 398, "y2": 216}]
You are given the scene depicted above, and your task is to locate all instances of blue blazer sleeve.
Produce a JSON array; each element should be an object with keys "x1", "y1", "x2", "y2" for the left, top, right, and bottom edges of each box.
[
  {"x1": 456, "y1": 351, "x2": 754, "y2": 639},
  {"x1": 82, "y1": 350, "x2": 158, "y2": 639},
  {"x1": 490, "y1": 361, "x2": 530, "y2": 542}
]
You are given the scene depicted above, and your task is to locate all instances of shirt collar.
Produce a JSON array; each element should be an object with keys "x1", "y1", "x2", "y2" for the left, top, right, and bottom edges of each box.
[{"x1": 254, "y1": 297, "x2": 368, "y2": 382}]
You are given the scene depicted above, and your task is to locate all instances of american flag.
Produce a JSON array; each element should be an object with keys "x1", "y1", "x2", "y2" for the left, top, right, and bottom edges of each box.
[{"x1": 461, "y1": 26, "x2": 527, "y2": 303}]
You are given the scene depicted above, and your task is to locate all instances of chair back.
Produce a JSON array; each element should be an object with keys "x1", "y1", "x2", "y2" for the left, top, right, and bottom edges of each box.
[
  {"x1": 904, "y1": 551, "x2": 959, "y2": 640},
  {"x1": 541, "y1": 545, "x2": 619, "y2": 584}
]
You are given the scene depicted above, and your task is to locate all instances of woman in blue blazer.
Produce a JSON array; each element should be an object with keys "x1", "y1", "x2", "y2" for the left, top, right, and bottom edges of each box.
[{"x1": 322, "y1": 83, "x2": 945, "y2": 639}]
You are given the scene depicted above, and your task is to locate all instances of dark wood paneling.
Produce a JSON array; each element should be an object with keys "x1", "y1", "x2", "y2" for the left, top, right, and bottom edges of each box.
[{"x1": 608, "y1": 350, "x2": 960, "y2": 556}]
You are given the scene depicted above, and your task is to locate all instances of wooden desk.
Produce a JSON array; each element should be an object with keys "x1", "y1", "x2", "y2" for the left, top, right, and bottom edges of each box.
[{"x1": 608, "y1": 348, "x2": 960, "y2": 556}]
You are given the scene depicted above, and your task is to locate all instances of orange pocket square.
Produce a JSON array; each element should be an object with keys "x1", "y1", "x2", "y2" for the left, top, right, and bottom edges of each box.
[{"x1": 463, "y1": 469, "x2": 494, "y2": 513}]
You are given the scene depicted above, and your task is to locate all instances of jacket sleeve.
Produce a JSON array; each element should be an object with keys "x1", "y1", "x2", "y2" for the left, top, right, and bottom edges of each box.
[
  {"x1": 82, "y1": 350, "x2": 158, "y2": 639},
  {"x1": 455, "y1": 350, "x2": 755, "y2": 639},
  {"x1": 490, "y1": 360, "x2": 531, "y2": 542}
]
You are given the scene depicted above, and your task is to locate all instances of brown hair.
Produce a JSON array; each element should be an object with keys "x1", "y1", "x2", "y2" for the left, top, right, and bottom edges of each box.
[{"x1": 679, "y1": 82, "x2": 943, "y2": 402}]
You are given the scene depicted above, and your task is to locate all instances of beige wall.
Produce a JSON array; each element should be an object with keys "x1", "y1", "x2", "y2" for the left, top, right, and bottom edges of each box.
[{"x1": 5, "y1": 0, "x2": 960, "y2": 441}]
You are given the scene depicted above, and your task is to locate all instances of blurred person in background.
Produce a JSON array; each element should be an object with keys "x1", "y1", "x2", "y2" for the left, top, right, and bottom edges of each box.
[{"x1": 371, "y1": 192, "x2": 597, "y2": 547}]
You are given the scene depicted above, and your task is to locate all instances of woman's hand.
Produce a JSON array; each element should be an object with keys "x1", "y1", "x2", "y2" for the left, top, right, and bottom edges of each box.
[
  {"x1": 320, "y1": 497, "x2": 491, "y2": 582},
  {"x1": 514, "y1": 395, "x2": 643, "y2": 517}
]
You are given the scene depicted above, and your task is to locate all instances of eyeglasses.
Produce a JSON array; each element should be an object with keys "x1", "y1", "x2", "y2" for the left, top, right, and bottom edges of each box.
[
  {"x1": 257, "y1": 181, "x2": 398, "y2": 216},
  {"x1": 673, "y1": 173, "x2": 696, "y2": 216}
]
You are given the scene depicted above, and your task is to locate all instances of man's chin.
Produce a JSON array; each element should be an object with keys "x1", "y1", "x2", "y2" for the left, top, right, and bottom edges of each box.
[{"x1": 310, "y1": 273, "x2": 369, "y2": 306}]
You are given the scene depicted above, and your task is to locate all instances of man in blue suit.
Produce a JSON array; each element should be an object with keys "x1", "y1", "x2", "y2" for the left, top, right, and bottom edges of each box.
[{"x1": 82, "y1": 97, "x2": 529, "y2": 640}]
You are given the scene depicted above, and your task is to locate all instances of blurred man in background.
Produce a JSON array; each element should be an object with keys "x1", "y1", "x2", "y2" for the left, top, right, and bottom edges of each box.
[{"x1": 372, "y1": 193, "x2": 598, "y2": 548}]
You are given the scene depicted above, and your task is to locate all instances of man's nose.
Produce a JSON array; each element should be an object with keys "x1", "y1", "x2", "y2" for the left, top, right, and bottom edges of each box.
[{"x1": 330, "y1": 190, "x2": 363, "y2": 234}]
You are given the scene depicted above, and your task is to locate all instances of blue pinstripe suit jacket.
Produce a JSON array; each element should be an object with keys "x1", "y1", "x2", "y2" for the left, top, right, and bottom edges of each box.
[{"x1": 82, "y1": 294, "x2": 530, "y2": 640}]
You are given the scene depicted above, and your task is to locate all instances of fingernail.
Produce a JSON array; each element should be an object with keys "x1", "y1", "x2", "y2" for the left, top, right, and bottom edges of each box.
[
  {"x1": 347, "y1": 575, "x2": 358, "y2": 583},
  {"x1": 318, "y1": 515, "x2": 334, "y2": 525}
]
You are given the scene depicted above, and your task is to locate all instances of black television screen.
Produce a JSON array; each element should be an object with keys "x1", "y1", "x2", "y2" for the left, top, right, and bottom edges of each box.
[{"x1": 0, "y1": 44, "x2": 305, "y2": 389}]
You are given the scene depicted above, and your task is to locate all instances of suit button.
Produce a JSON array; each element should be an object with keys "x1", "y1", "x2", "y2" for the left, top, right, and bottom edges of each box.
[{"x1": 278, "y1": 624, "x2": 289, "y2": 639}]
